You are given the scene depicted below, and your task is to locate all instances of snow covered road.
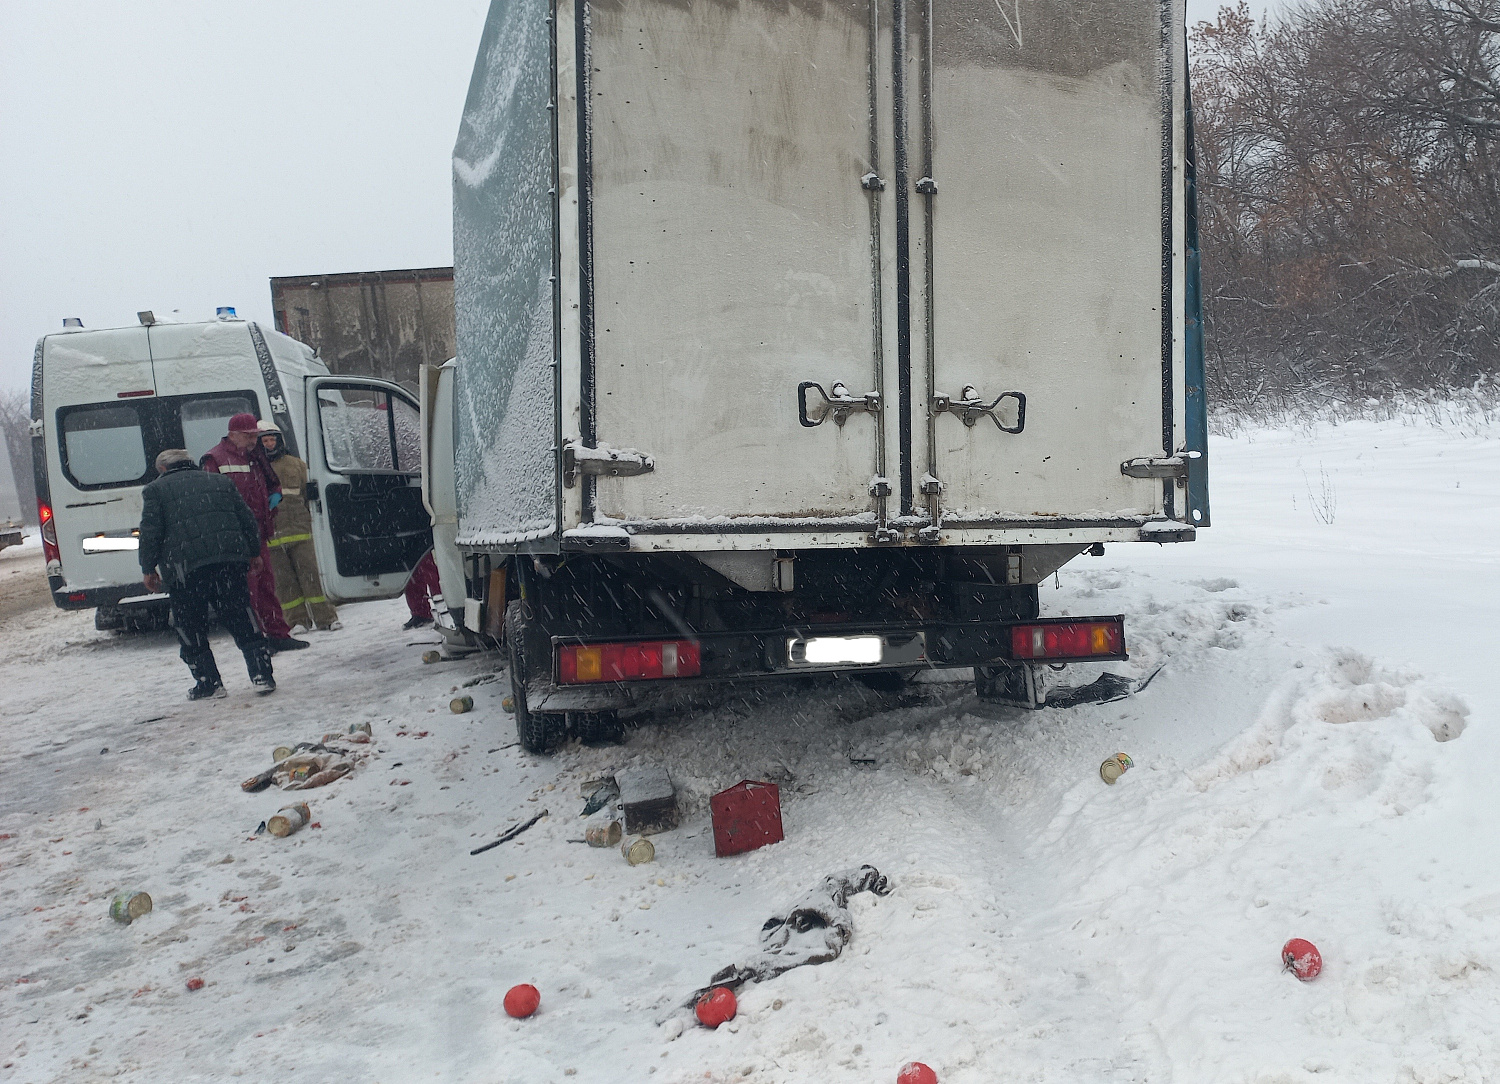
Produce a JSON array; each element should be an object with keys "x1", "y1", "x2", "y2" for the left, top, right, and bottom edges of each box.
[{"x1": 2, "y1": 417, "x2": 1498, "y2": 1084}]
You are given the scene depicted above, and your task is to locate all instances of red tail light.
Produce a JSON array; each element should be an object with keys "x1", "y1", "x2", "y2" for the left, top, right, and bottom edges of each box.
[
  {"x1": 1010, "y1": 619, "x2": 1125, "y2": 660},
  {"x1": 38, "y1": 501, "x2": 60, "y2": 564},
  {"x1": 558, "y1": 640, "x2": 701, "y2": 684}
]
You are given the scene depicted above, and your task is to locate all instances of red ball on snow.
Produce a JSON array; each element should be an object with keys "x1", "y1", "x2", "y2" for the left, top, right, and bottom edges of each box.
[
  {"x1": 897, "y1": 1062, "x2": 938, "y2": 1084},
  {"x1": 1282, "y1": 938, "x2": 1323, "y2": 981},
  {"x1": 694, "y1": 986, "x2": 737, "y2": 1028},
  {"x1": 504, "y1": 983, "x2": 541, "y2": 1018}
]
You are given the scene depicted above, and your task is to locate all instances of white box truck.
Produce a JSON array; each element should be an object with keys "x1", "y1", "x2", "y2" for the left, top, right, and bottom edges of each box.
[
  {"x1": 0, "y1": 429, "x2": 24, "y2": 552},
  {"x1": 31, "y1": 312, "x2": 431, "y2": 629},
  {"x1": 450, "y1": 0, "x2": 1210, "y2": 752}
]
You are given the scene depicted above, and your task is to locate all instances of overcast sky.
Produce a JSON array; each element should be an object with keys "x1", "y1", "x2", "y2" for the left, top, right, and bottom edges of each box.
[{"x1": 1, "y1": 0, "x2": 1282, "y2": 394}]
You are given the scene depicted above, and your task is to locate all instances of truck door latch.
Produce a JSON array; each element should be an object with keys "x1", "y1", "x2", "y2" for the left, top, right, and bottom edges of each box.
[
  {"x1": 1121, "y1": 453, "x2": 1197, "y2": 479},
  {"x1": 797, "y1": 382, "x2": 881, "y2": 428},
  {"x1": 563, "y1": 442, "x2": 656, "y2": 488},
  {"x1": 930, "y1": 387, "x2": 1026, "y2": 433}
]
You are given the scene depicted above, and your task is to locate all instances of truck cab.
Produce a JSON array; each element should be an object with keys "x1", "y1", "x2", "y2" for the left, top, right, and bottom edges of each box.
[{"x1": 31, "y1": 313, "x2": 430, "y2": 628}]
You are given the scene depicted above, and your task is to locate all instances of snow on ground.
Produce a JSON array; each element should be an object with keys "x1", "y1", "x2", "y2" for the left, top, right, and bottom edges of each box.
[{"x1": 2, "y1": 417, "x2": 1499, "y2": 1083}]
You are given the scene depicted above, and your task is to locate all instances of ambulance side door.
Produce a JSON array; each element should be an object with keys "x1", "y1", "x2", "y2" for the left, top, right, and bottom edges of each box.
[{"x1": 303, "y1": 377, "x2": 431, "y2": 603}]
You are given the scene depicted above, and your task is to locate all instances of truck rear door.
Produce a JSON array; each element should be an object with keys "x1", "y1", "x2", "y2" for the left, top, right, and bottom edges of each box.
[
  {"x1": 582, "y1": 1, "x2": 893, "y2": 536},
  {"x1": 303, "y1": 377, "x2": 431, "y2": 602},
  {"x1": 916, "y1": 0, "x2": 1176, "y2": 529}
]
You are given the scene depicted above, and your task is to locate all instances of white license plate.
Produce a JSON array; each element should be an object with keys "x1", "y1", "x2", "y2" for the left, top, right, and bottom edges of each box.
[{"x1": 785, "y1": 633, "x2": 926, "y2": 668}]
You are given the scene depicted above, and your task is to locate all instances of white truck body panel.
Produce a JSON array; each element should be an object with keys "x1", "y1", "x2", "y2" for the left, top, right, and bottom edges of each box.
[{"x1": 452, "y1": 0, "x2": 1205, "y2": 555}]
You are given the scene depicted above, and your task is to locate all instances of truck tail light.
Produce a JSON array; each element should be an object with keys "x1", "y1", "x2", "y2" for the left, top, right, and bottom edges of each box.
[
  {"x1": 558, "y1": 640, "x2": 701, "y2": 684},
  {"x1": 38, "y1": 501, "x2": 60, "y2": 564},
  {"x1": 1010, "y1": 618, "x2": 1125, "y2": 660}
]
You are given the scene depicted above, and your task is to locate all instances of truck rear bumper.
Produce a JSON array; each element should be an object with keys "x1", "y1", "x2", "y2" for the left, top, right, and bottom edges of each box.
[{"x1": 528, "y1": 616, "x2": 1127, "y2": 704}]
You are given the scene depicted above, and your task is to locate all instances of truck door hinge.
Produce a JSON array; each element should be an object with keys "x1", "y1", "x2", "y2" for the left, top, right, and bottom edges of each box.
[
  {"x1": 915, "y1": 177, "x2": 938, "y2": 195},
  {"x1": 931, "y1": 387, "x2": 1026, "y2": 433},
  {"x1": 861, "y1": 172, "x2": 886, "y2": 191},
  {"x1": 1121, "y1": 452, "x2": 1199, "y2": 480},
  {"x1": 797, "y1": 382, "x2": 880, "y2": 428},
  {"x1": 29, "y1": 419, "x2": 44, "y2": 438},
  {"x1": 563, "y1": 442, "x2": 655, "y2": 488}
]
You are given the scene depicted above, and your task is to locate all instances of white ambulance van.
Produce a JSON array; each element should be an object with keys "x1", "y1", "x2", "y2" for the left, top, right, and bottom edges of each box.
[{"x1": 31, "y1": 311, "x2": 431, "y2": 629}]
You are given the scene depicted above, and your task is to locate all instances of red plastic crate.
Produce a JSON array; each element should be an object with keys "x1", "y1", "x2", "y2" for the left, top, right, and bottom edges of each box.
[{"x1": 710, "y1": 780, "x2": 784, "y2": 858}]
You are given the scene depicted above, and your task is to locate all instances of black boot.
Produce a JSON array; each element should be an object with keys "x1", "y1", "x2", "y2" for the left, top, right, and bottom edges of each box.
[
  {"x1": 186, "y1": 653, "x2": 225, "y2": 701},
  {"x1": 246, "y1": 647, "x2": 276, "y2": 695}
]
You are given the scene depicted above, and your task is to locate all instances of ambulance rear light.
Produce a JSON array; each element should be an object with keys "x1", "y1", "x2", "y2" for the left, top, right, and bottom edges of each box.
[
  {"x1": 216, "y1": 306, "x2": 237, "y2": 319},
  {"x1": 1009, "y1": 618, "x2": 1126, "y2": 661},
  {"x1": 38, "y1": 502, "x2": 60, "y2": 564},
  {"x1": 558, "y1": 640, "x2": 701, "y2": 684}
]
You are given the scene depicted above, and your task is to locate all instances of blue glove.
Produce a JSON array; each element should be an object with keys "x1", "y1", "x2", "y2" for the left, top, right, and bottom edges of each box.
[{"x1": 269, "y1": 492, "x2": 282, "y2": 510}]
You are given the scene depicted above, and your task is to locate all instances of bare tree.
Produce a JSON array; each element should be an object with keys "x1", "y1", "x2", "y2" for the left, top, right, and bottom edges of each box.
[{"x1": 1192, "y1": 0, "x2": 1500, "y2": 408}]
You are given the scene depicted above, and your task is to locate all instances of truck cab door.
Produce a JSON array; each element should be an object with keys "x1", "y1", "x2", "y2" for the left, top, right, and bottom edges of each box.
[{"x1": 303, "y1": 376, "x2": 431, "y2": 602}]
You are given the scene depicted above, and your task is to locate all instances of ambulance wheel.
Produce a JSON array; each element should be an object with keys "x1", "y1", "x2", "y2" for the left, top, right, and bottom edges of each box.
[
  {"x1": 505, "y1": 601, "x2": 565, "y2": 755},
  {"x1": 571, "y1": 711, "x2": 624, "y2": 746},
  {"x1": 95, "y1": 606, "x2": 125, "y2": 632}
]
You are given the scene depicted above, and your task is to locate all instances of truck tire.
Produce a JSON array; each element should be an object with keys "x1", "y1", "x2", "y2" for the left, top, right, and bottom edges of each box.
[
  {"x1": 570, "y1": 711, "x2": 624, "y2": 746},
  {"x1": 505, "y1": 601, "x2": 565, "y2": 754}
]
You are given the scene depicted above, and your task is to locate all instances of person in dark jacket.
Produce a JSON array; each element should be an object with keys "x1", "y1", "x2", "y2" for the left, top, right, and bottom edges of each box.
[{"x1": 139, "y1": 448, "x2": 276, "y2": 699}]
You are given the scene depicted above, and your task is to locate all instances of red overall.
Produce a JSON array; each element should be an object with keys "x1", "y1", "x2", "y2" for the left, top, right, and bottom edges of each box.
[{"x1": 201, "y1": 436, "x2": 293, "y2": 641}]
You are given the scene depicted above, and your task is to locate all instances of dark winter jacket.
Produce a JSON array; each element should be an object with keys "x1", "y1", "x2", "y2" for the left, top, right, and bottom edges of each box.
[
  {"x1": 138, "y1": 462, "x2": 262, "y2": 587},
  {"x1": 201, "y1": 437, "x2": 281, "y2": 543}
]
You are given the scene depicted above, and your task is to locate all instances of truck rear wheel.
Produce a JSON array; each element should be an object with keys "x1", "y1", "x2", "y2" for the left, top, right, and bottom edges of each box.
[
  {"x1": 570, "y1": 711, "x2": 624, "y2": 746},
  {"x1": 505, "y1": 601, "x2": 566, "y2": 754}
]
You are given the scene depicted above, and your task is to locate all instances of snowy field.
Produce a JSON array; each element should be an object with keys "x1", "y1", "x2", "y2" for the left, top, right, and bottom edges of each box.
[{"x1": 2, "y1": 417, "x2": 1499, "y2": 1084}]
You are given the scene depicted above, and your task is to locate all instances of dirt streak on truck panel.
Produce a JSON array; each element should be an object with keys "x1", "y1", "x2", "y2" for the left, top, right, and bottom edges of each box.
[
  {"x1": 270, "y1": 268, "x2": 454, "y2": 390},
  {"x1": 932, "y1": 0, "x2": 1160, "y2": 77}
]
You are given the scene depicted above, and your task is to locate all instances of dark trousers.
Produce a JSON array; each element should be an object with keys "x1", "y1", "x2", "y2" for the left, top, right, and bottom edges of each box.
[{"x1": 169, "y1": 561, "x2": 272, "y2": 686}]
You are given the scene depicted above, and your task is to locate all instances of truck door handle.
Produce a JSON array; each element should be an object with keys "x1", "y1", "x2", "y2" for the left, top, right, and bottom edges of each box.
[
  {"x1": 930, "y1": 387, "x2": 1026, "y2": 434},
  {"x1": 798, "y1": 382, "x2": 881, "y2": 428}
]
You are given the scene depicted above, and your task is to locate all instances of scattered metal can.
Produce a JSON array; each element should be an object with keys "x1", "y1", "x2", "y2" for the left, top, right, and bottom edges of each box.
[
  {"x1": 109, "y1": 890, "x2": 152, "y2": 925},
  {"x1": 422, "y1": 650, "x2": 442, "y2": 664},
  {"x1": 1099, "y1": 753, "x2": 1134, "y2": 785},
  {"x1": 621, "y1": 835, "x2": 655, "y2": 866},
  {"x1": 501, "y1": 695, "x2": 516, "y2": 714},
  {"x1": 348, "y1": 722, "x2": 372, "y2": 736},
  {"x1": 272, "y1": 746, "x2": 294, "y2": 763},
  {"x1": 450, "y1": 695, "x2": 474, "y2": 714},
  {"x1": 267, "y1": 802, "x2": 311, "y2": 838},
  {"x1": 585, "y1": 817, "x2": 623, "y2": 848}
]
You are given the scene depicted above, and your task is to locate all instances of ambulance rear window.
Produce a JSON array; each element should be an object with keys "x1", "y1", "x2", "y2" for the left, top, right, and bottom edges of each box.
[{"x1": 59, "y1": 404, "x2": 149, "y2": 489}]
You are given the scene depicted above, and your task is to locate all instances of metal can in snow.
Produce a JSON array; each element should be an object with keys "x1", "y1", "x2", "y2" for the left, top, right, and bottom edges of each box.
[
  {"x1": 585, "y1": 818, "x2": 623, "y2": 848},
  {"x1": 621, "y1": 834, "x2": 655, "y2": 866},
  {"x1": 272, "y1": 746, "x2": 294, "y2": 763},
  {"x1": 422, "y1": 650, "x2": 442, "y2": 664},
  {"x1": 1099, "y1": 753, "x2": 1134, "y2": 784},
  {"x1": 450, "y1": 695, "x2": 474, "y2": 714},
  {"x1": 348, "y1": 722, "x2": 372, "y2": 736},
  {"x1": 267, "y1": 802, "x2": 311, "y2": 838},
  {"x1": 109, "y1": 890, "x2": 152, "y2": 924}
]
